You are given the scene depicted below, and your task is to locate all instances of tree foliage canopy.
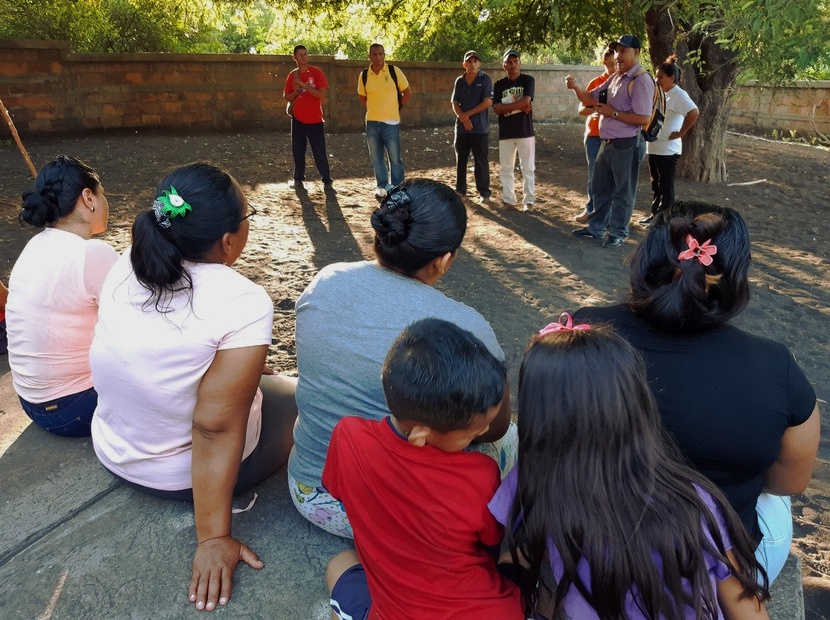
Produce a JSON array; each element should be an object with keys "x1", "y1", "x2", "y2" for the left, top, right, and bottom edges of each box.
[{"x1": 2, "y1": 0, "x2": 826, "y2": 81}]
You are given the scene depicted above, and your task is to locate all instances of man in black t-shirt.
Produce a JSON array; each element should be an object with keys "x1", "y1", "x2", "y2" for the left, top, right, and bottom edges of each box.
[{"x1": 493, "y1": 50, "x2": 535, "y2": 211}]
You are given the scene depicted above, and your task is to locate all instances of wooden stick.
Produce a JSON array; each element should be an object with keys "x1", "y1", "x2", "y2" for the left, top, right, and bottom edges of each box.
[{"x1": 0, "y1": 97, "x2": 38, "y2": 179}]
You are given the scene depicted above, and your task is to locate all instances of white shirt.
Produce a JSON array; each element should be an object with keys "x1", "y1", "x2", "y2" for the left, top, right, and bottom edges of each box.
[
  {"x1": 91, "y1": 251, "x2": 274, "y2": 491},
  {"x1": 648, "y1": 85, "x2": 698, "y2": 156},
  {"x1": 7, "y1": 228, "x2": 118, "y2": 402}
]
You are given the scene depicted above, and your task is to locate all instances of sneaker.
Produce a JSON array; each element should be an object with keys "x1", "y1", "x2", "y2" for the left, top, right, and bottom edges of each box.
[
  {"x1": 602, "y1": 235, "x2": 625, "y2": 248},
  {"x1": 574, "y1": 210, "x2": 591, "y2": 224},
  {"x1": 572, "y1": 227, "x2": 600, "y2": 240},
  {"x1": 288, "y1": 179, "x2": 303, "y2": 189},
  {"x1": 375, "y1": 187, "x2": 388, "y2": 200},
  {"x1": 639, "y1": 214, "x2": 654, "y2": 226},
  {"x1": 520, "y1": 204, "x2": 532, "y2": 212},
  {"x1": 502, "y1": 202, "x2": 517, "y2": 210}
]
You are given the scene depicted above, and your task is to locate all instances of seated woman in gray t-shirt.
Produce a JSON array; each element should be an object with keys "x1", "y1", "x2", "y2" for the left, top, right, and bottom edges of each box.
[{"x1": 289, "y1": 178, "x2": 516, "y2": 538}]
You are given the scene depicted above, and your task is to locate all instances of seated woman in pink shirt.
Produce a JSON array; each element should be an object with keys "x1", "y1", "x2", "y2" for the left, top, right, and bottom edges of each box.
[
  {"x1": 90, "y1": 162, "x2": 297, "y2": 613},
  {"x1": 6, "y1": 156, "x2": 118, "y2": 437}
]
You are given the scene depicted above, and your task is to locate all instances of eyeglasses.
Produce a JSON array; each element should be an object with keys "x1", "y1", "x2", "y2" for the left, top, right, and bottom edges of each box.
[{"x1": 239, "y1": 203, "x2": 258, "y2": 222}]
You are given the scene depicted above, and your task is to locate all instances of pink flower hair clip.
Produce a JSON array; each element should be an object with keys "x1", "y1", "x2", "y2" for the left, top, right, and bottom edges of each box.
[
  {"x1": 538, "y1": 312, "x2": 591, "y2": 337},
  {"x1": 678, "y1": 234, "x2": 717, "y2": 266}
]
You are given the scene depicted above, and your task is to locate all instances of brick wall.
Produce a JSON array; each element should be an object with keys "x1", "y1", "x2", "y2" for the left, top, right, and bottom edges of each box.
[{"x1": 1, "y1": 39, "x2": 827, "y2": 136}]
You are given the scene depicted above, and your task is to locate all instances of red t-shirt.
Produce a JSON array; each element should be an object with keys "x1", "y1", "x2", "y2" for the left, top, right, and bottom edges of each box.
[
  {"x1": 584, "y1": 72, "x2": 611, "y2": 137},
  {"x1": 283, "y1": 65, "x2": 328, "y2": 124},
  {"x1": 323, "y1": 417, "x2": 523, "y2": 620}
]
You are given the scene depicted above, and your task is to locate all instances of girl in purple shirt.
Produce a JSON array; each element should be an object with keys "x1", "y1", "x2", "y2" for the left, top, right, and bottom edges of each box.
[{"x1": 489, "y1": 317, "x2": 769, "y2": 619}]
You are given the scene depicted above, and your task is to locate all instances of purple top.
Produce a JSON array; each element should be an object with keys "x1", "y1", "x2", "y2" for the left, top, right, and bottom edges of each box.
[
  {"x1": 488, "y1": 468, "x2": 733, "y2": 619},
  {"x1": 589, "y1": 63, "x2": 655, "y2": 139}
]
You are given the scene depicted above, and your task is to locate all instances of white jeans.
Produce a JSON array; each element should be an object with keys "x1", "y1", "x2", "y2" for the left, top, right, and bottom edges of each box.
[
  {"x1": 755, "y1": 493, "x2": 793, "y2": 584},
  {"x1": 499, "y1": 137, "x2": 535, "y2": 205}
]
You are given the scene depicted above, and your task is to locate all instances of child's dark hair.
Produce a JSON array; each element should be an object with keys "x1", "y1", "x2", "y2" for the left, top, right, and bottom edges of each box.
[
  {"x1": 628, "y1": 200, "x2": 751, "y2": 333},
  {"x1": 371, "y1": 179, "x2": 467, "y2": 277},
  {"x1": 20, "y1": 156, "x2": 100, "y2": 228},
  {"x1": 130, "y1": 162, "x2": 246, "y2": 311},
  {"x1": 382, "y1": 318, "x2": 505, "y2": 432},
  {"x1": 658, "y1": 54, "x2": 681, "y2": 81},
  {"x1": 508, "y1": 323, "x2": 768, "y2": 618}
]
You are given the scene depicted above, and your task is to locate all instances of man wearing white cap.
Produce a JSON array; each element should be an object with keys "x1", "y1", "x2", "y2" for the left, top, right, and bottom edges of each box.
[
  {"x1": 566, "y1": 34, "x2": 654, "y2": 247},
  {"x1": 493, "y1": 49, "x2": 535, "y2": 211},
  {"x1": 451, "y1": 50, "x2": 494, "y2": 202}
]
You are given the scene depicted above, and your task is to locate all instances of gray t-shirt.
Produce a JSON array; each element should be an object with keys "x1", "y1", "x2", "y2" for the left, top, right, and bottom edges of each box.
[{"x1": 289, "y1": 260, "x2": 504, "y2": 487}]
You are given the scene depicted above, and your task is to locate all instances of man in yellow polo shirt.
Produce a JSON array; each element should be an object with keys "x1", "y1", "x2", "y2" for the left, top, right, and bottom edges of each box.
[{"x1": 357, "y1": 43, "x2": 412, "y2": 199}]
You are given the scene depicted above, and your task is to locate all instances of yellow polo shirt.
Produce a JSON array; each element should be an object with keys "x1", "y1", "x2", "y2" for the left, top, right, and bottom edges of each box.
[{"x1": 357, "y1": 63, "x2": 409, "y2": 123}]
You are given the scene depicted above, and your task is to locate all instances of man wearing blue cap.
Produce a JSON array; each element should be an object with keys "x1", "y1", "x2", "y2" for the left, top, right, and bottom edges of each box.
[
  {"x1": 493, "y1": 49, "x2": 535, "y2": 211},
  {"x1": 565, "y1": 34, "x2": 655, "y2": 247},
  {"x1": 451, "y1": 50, "x2": 494, "y2": 202}
]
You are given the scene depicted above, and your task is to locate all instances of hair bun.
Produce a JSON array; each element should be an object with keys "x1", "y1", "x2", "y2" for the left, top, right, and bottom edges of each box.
[
  {"x1": 371, "y1": 206, "x2": 410, "y2": 246},
  {"x1": 20, "y1": 190, "x2": 59, "y2": 228}
]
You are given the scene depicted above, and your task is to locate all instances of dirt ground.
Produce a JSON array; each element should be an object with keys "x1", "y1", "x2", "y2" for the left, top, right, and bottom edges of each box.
[{"x1": 1, "y1": 121, "x2": 828, "y2": 617}]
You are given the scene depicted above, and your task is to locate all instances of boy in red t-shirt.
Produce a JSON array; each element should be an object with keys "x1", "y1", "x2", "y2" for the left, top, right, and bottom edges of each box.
[{"x1": 323, "y1": 318, "x2": 523, "y2": 620}]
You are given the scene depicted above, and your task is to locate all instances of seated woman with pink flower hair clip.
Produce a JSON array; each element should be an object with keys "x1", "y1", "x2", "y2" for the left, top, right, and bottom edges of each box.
[{"x1": 574, "y1": 200, "x2": 820, "y2": 585}]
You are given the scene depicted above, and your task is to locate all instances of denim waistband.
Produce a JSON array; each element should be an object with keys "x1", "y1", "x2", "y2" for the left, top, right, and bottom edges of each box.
[{"x1": 601, "y1": 135, "x2": 639, "y2": 144}]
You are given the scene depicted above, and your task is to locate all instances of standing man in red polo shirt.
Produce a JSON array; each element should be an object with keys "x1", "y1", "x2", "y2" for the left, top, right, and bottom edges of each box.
[{"x1": 283, "y1": 45, "x2": 334, "y2": 190}]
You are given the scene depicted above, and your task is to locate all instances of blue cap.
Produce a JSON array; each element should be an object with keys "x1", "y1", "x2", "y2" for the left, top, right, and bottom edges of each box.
[
  {"x1": 609, "y1": 34, "x2": 642, "y2": 50},
  {"x1": 502, "y1": 49, "x2": 519, "y2": 62}
]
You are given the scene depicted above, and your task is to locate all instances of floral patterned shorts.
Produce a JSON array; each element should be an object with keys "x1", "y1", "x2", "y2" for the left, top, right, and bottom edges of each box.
[{"x1": 289, "y1": 421, "x2": 518, "y2": 539}]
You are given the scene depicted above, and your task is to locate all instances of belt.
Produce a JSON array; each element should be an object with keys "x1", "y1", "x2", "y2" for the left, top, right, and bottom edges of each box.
[{"x1": 601, "y1": 136, "x2": 639, "y2": 144}]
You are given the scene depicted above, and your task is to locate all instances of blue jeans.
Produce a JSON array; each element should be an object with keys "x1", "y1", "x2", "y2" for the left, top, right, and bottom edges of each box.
[
  {"x1": 584, "y1": 135, "x2": 601, "y2": 212},
  {"x1": 291, "y1": 118, "x2": 332, "y2": 183},
  {"x1": 587, "y1": 135, "x2": 644, "y2": 239},
  {"x1": 755, "y1": 493, "x2": 793, "y2": 584},
  {"x1": 19, "y1": 387, "x2": 98, "y2": 437},
  {"x1": 365, "y1": 121, "x2": 403, "y2": 188}
]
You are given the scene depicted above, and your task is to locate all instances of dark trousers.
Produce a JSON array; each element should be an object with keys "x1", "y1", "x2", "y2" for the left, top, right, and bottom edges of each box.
[
  {"x1": 292, "y1": 118, "x2": 332, "y2": 182},
  {"x1": 454, "y1": 132, "x2": 490, "y2": 198},
  {"x1": 648, "y1": 153, "x2": 680, "y2": 214}
]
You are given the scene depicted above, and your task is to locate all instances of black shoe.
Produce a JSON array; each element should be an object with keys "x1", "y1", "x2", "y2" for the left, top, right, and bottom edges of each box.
[
  {"x1": 323, "y1": 180, "x2": 335, "y2": 192},
  {"x1": 638, "y1": 214, "x2": 654, "y2": 226},
  {"x1": 572, "y1": 227, "x2": 600, "y2": 240},
  {"x1": 602, "y1": 235, "x2": 625, "y2": 248},
  {"x1": 288, "y1": 179, "x2": 304, "y2": 189}
]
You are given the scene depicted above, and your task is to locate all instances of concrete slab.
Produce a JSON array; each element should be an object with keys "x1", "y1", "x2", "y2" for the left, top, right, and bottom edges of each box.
[{"x1": 0, "y1": 365, "x2": 806, "y2": 618}]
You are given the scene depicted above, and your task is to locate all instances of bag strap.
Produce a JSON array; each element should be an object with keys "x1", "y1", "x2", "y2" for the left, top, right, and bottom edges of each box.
[{"x1": 361, "y1": 66, "x2": 401, "y2": 93}]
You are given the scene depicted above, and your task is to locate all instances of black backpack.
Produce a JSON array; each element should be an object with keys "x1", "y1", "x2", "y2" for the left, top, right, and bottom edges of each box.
[
  {"x1": 628, "y1": 69, "x2": 667, "y2": 142},
  {"x1": 361, "y1": 65, "x2": 404, "y2": 109}
]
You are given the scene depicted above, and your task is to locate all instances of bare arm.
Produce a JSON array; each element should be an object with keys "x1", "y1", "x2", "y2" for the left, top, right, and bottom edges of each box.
[
  {"x1": 565, "y1": 75, "x2": 596, "y2": 107},
  {"x1": 764, "y1": 403, "x2": 820, "y2": 495},
  {"x1": 400, "y1": 86, "x2": 412, "y2": 107},
  {"x1": 493, "y1": 96, "x2": 532, "y2": 116},
  {"x1": 294, "y1": 78, "x2": 328, "y2": 104},
  {"x1": 188, "y1": 344, "x2": 268, "y2": 612},
  {"x1": 717, "y1": 551, "x2": 770, "y2": 619},
  {"x1": 473, "y1": 382, "x2": 511, "y2": 443},
  {"x1": 669, "y1": 107, "x2": 700, "y2": 140},
  {"x1": 578, "y1": 103, "x2": 596, "y2": 117}
]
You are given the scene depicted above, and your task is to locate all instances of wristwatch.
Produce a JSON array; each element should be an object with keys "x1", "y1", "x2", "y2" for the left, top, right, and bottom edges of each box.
[{"x1": 612, "y1": 110, "x2": 619, "y2": 118}]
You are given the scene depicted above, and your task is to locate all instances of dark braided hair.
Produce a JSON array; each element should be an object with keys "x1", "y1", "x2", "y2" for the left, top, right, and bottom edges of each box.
[{"x1": 20, "y1": 156, "x2": 100, "y2": 228}]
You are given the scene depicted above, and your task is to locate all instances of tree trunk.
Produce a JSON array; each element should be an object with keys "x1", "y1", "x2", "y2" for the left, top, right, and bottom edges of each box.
[{"x1": 645, "y1": 7, "x2": 741, "y2": 183}]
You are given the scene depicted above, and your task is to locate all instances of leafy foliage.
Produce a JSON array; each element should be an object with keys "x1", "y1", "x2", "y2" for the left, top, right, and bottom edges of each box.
[{"x1": 0, "y1": 0, "x2": 826, "y2": 80}]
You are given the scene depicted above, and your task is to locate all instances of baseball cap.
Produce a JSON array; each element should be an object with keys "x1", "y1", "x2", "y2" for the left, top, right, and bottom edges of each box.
[
  {"x1": 502, "y1": 49, "x2": 519, "y2": 63},
  {"x1": 463, "y1": 50, "x2": 480, "y2": 62},
  {"x1": 609, "y1": 34, "x2": 642, "y2": 51}
]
